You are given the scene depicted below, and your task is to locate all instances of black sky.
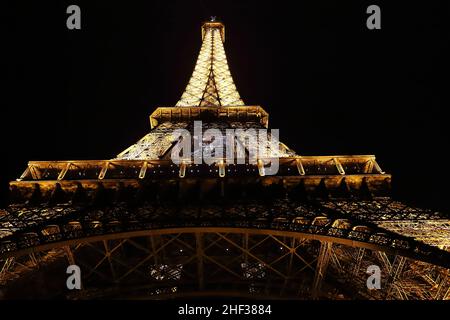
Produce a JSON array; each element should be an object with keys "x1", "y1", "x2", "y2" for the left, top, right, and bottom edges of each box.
[{"x1": 3, "y1": 0, "x2": 449, "y2": 210}]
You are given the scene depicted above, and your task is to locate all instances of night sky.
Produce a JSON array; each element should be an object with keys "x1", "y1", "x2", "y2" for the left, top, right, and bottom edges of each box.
[{"x1": 3, "y1": 0, "x2": 449, "y2": 210}]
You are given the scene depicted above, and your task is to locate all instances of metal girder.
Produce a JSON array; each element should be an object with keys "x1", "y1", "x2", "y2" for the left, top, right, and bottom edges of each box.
[
  {"x1": 215, "y1": 233, "x2": 288, "y2": 280},
  {"x1": 2, "y1": 19, "x2": 447, "y2": 302},
  {"x1": 84, "y1": 241, "x2": 131, "y2": 282},
  {"x1": 64, "y1": 246, "x2": 75, "y2": 265},
  {"x1": 1, "y1": 231, "x2": 449, "y2": 300},
  {"x1": 195, "y1": 233, "x2": 204, "y2": 290},
  {"x1": 2, "y1": 224, "x2": 449, "y2": 271},
  {"x1": 103, "y1": 240, "x2": 117, "y2": 282},
  {"x1": 352, "y1": 248, "x2": 365, "y2": 277},
  {"x1": 282, "y1": 237, "x2": 296, "y2": 295},
  {"x1": 0, "y1": 257, "x2": 15, "y2": 284},
  {"x1": 117, "y1": 236, "x2": 180, "y2": 282},
  {"x1": 385, "y1": 255, "x2": 407, "y2": 299},
  {"x1": 312, "y1": 241, "x2": 333, "y2": 299},
  {"x1": 58, "y1": 163, "x2": 71, "y2": 181},
  {"x1": 434, "y1": 269, "x2": 450, "y2": 300}
]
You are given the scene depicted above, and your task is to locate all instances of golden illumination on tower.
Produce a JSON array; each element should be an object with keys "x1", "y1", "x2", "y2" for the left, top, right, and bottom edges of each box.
[
  {"x1": 3, "y1": 19, "x2": 450, "y2": 301},
  {"x1": 176, "y1": 21, "x2": 244, "y2": 107}
]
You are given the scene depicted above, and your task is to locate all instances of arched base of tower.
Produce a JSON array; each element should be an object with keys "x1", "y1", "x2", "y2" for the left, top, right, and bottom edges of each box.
[{"x1": 2, "y1": 229, "x2": 449, "y2": 300}]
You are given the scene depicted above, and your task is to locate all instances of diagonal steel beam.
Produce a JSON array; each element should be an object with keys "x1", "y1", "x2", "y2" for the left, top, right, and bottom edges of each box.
[
  {"x1": 103, "y1": 240, "x2": 117, "y2": 282},
  {"x1": 117, "y1": 235, "x2": 181, "y2": 281},
  {"x1": 352, "y1": 248, "x2": 365, "y2": 276},
  {"x1": 385, "y1": 255, "x2": 407, "y2": 299},
  {"x1": 215, "y1": 233, "x2": 288, "y2": 279},
  {"x1": 64, "y1": 246, "x2": 76, "y2": 265},
  {"x1": 202, "y1": 254, "x2": 242, "y2": 279},
  {"x1": 196, "y1": 233, "x2": 204, "y2": 290},
  {"x1": 312, "y1": 241, "x2": 333, "y2": 299},
  {"x1": 84, "y1": 240, "x2": 127, "y2": 279}
]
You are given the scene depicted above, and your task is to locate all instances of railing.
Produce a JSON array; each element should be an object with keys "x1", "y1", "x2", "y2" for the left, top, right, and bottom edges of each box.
[
  {"x1": 15, "y1": 155, "x2": 387, "y2": 182},
  {"x1": 1, "y1": 213, "x2": 445, "y2": 267}
]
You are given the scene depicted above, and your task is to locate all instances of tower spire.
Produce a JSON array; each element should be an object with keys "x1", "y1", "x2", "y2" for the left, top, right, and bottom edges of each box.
[{"x1": 176, "y1": 20, "x2": 244, "y2": 107}]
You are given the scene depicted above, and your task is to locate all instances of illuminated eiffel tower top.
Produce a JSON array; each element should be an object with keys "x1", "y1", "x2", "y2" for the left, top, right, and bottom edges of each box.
[
  {"x1": 11, "y1": 19, "x2": 390, "y2": 199},
  {"x1": 176, "y1": 20, "x2": 244, "y2": 107}
]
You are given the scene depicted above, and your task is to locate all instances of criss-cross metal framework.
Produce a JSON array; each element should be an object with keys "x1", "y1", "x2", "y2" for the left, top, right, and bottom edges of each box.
[
  {"x1": 1, "y1": 20, "x2": 449, "y2": 300},
  {"x1": 176, "y1": 21, "x2": 243, "y2": 107}
]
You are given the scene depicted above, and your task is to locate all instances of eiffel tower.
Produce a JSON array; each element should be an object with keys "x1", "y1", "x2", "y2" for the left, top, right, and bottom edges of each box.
[{"x1": 1, "y1": 19, "x2": 449, "y2": 300}]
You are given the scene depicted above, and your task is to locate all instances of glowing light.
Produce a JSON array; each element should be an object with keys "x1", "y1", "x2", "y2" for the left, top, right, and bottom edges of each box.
[{"x1": 176, "y1": 22, "x2": 244, "y2": 107}]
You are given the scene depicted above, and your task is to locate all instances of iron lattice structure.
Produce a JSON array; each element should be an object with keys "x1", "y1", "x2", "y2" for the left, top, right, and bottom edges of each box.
[
  {"x1": 1, "y1": 20, "x2": 450, "y2": 300},
  {"x1": 176, "y1": 21, "x2": 244, "y2": 107}
]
